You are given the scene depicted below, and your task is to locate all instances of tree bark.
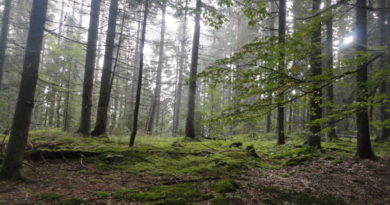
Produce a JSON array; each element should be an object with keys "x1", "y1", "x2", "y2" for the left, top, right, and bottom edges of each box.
[
  {"x1": 0, "y1": 0, "x2": 12, "y2": 89},
  {"x1": 378, "y1": 0, "x2": 389, "y2": 140},
  {"x1": 277, "y1": 0, "x2": 286, "y2": 145},
  {"x1": 172, "y1": 0, "x2": 189, "y2": 137},
  {"x1": 91, "y1": 0, "x2": 119, "y2": 136},
  {"x1": 308, "y1": 0, "x2": 322, "y2": 148},
  {"x1": 355, "y1": 0, "x2": 375, "y2": 158},
  {"x1": 147, "y1": 1, "x2": 167, "y2": 135},
  {"x1": 0, "y1": 0, "x2": 48, "y2": 180},
  {"x1": 185, "y1": 0, "x2": 202, "y2": 139},
  {"x1": 129, "y1": 0, "x2": 149, "y2": 147},
  {"x1": 325, "y1": 0, "x2": 338, "y2": 139},
  {"x1": 78, "y1": 0, "x2": 102, "y2": 136}
]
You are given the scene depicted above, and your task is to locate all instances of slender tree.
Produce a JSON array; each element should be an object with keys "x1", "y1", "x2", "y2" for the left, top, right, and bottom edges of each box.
[
  {"x1": 277, "y1": 0, "x2": 286, "y2": 145},
  {"x1": 91, "y1": 0, "x2": 119, "y2": 136},
  {"x1": 325, "y1": 0, "x2": 338, "y2": 139},
  {"x1": 78, "y1": 0, "x2": 102, "y2": 136},
  {"x1": 0, "y1": 0, "x2": 12, "y2": 89},
  {"x1": 172, "y1": 0, "x2": 189, "y2": 136},
  {"x1": 378, "y1": 0, "x2": 389, "y2": 140},
  {"x1": 147, "y1": 0, "x2": 167, "y2": 134},
  {"x1": 185, "y1": 0, "x2": 202, "y2": 139},
  {"x1": 0, "y1": 0, "x2": 48, "y2": 180},
  {"x1": 355, "y1": 0, "x2": 375, "y2": 158},
  {"x1": 308, "y1": 0, "x2": 322, "y2": 148},
  {"x1": 130, "y1": 0, "x2": 150, "y2": 147}
]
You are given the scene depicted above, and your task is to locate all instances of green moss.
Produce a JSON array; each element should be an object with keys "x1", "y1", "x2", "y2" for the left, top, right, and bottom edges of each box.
[
  {"x1": 89, "y1": 178, "x2": 99, "y2": 183},
  {"x1": 95, "y1": 191, "x2": 110, "y2": 197},
  {"x1": 77, "y1": 169, "x2": 88, "y2": 174},
  {"x1": 114, "y1": 183, "x2": 212, "y2": 203},
  {"x1": 262, "y1": 187, "x2": 346, "y2": 205},
  {"x1": 60, "y1": 198, "x2": 86, "y2": 205},
  {"x1": 213, "y1": 179, "x2": 239, "y2": 193},
  {"x1": 38, "y1": 192, "x2": 62, "y2": 202}
]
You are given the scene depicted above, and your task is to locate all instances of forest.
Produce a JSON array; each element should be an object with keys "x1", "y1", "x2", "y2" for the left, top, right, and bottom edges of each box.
[{"x1": 0, "y1": 0, "x2": 389, "y2": 204}]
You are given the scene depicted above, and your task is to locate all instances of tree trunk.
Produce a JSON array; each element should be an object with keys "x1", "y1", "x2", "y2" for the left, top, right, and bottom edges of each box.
[
  {"x1": 185, "y1": 0, "x2": 202, "y2": 139},
  {"x1": 172, "y1": 0, "x2": 188, "y2": 137},
  {"x1": 277, "y1": 0, "x2": 286, "y2": 145},
  {"x1": 308, "y1": 0, "x2": 322, "y2": 148},
  {"x1": 355, "y1": 0, "x2": 375, "y2": 158},
  {"x1": 0, "y1": 0, "x2": 12, "y2": 89},
  {"x1": 0, "y1": 0, "x2": 48, "y2": 180},
  {"x1": 378, "y1": 0, "x2": 389, "y2": 140},
  {"x1": 91, "y1": 0, "x2": 119, "y2": 137},
  {"x1": 129, "y1": 0, "x2": 149, "y2": 147},
  {"x1": 128, "y1": 18, "x2": 142, "y2": 131},
  {"x1": 63, "y1": 61, "x2": 72, "y2": 132},
  {"x1": 147, "y1": 1, "x2": 167, "y2": 135},
  {"x1": 78, "y1": 0, "x2": 102, "y2": 136},
  {"x1": 325, "y1": 0, "x2": 338, "y2": 139}
]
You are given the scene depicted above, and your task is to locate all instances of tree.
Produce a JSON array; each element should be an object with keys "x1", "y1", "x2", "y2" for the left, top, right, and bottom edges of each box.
[
  {"x1": 78, "y1": 0, "x2": 102, "y2": 136},
  {"x1": 147, "y1": 0, "x2": 167, "y2": 135},
  {"x1": 130, "y1": 0, "x2": 150, "y2": 147},
  {"x1": 185, "y1": 0, "x2": 202, "y2": 139},
  {"x1": 308, "y1": 0, "x2": 322, "y2": 148},
  {"x1": 378, "y1": 0, "x2": 389, "y2": 140},
  {"x1": 0, "y1": 0, "x2": 12, "y2": 89},
  {"x1": 355, "y1": 0, "x2": 375, "y2": 158},
  {"x1": 0, "y1": 0, "x2": 48, "y2": 180},
  {"x1": 277, "y1": 0, "x2": 286, "y2": 145},
  {"x1": 324, "y1": 0, "x2": 338, "y2": 139},
  {"x1": 91, "y1": 0, "x2": 119, "y2": 136},
  {"x1": 172, "y1": 0, "x2": 189, "y2": 137}
]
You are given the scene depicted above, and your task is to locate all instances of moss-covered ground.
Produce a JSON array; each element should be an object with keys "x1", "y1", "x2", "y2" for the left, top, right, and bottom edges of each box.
[{"x1": 0, "y1": 129, "x2": 389, "y2": 204}]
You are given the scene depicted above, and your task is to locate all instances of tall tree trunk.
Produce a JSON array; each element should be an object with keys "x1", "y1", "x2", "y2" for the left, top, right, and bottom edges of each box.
[
  {"x1": 0, "y1": 0, "x2": 48, "y2": 180},
  {"x1": 147, "y1": 1, "x2": 167, "y2": 135},
  {"x1": 308, "y1": 0, "x2": 322, "y2": 148},
  {"x1": 378, "y1": 0, "x2": 390, "y2": 140},
  {"x1": 129, "y1": 0, "x2": 149, "y2": 147},
  {"x1": 277, "y1": 0, "x2": 286, "y2": 145},
  {"x1": 172, "y1": 0, "x2": 189, "y2": 137},
  {"x1": 128, "y1": 18, "x2": 142, "y2": 131},
  {"x1": 325, "y1": 0, "x2": 338, "y2": 139},
  {"x1": 91, "y1": 0, "x2": 119, "y2": 136},
  {"x1": 78, "y1": 0, "x2": 102, "y2": 136},
  {"x1": 355, "y1": 0, "x2": 375, "y2": 158},
  {"x1": 185, "y1": 0, "x2": 201, "y2": 139},
  {"x1": 0, "y1": 0, "x2": 12, "y2": 89}
]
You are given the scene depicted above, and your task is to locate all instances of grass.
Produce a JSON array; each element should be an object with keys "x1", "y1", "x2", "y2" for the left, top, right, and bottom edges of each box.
[{"x1": 11, "y1": 129, "x2": 389, "y2": 204}]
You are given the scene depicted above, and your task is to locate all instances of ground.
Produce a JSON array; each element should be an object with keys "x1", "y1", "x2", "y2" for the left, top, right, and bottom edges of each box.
[{"x1": 0, "y1": 129, "x2": 389, "y2": 205}]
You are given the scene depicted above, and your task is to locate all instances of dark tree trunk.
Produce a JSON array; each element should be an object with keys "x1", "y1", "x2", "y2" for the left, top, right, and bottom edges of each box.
[
  {"x1": 129, "y1": 0, "x2": 149, "y2": 147},
  {"x1": 378, "y1": 0, "x2": 390, "y2": 140},
  {"x1": 172, "y1": 0, "x2": 188, "y2": 137},
  {"x1": 128, "y1": 19, "x2": 142, "y2": 131},
  {"x1": 63, "y1": 62, "x2": 73, "y2": 132},
  {"x1": 0, "y1": 0, "x2": 48, "y2": 180},
  {"x1": 78, "y1": 0, "x2": 102, "y2": 136},
  {"x1": 147, "y1": 1, "x2": 167, "y2": 135},
  {"x1": 0, "y1": 0, "x2": 12, "y2": 88},
  {"x1": 308, "y1": 0, "x2": 322, "y2": 148},
  {"x1": 185, "y1": 0, "x2": 201, "y2": 139},
  {"x1": 355, "y1": 0, "x2": 375, "y2": 158},
  {"x1": 91, "y1": 0, "x2": 119, "y2": 136},
  {"x1": 325, "y1": 0, "x2": 338, "y2": 139},
  {"x1": 277, "y1": 0, "x2": 286, "y2": 145}
]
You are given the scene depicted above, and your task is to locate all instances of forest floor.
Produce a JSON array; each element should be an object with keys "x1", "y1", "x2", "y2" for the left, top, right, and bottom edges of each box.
[{"x1": 0, "y1": 129, "x2": 389, "y2": 205}]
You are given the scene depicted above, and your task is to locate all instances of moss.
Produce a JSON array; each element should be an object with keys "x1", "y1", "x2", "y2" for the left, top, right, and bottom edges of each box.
[
  {"x1": 261, "y1": 187, "x2": 346, "y2": 205},
  {"x1": 38, "y1": 192, "x2": 62, "y2": 202},
  {"x1": 213, "y1": 179, "x2": 239, "y2": 193},
  {"x1": 114, "y1": 183, "x2": 212, "y2": 203},
  {"x1": 77, "y1": 169, "x2": 89, "y2": 174},
  {"x1": 60, "y1": 198, "x2": 86, "y2": 205},
  {"x1": 89, "y1": 178, "x2": 99, "y2": 184},
  {"x1": 95, "y1": 191, "x2": 110, "y2": 197}
]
